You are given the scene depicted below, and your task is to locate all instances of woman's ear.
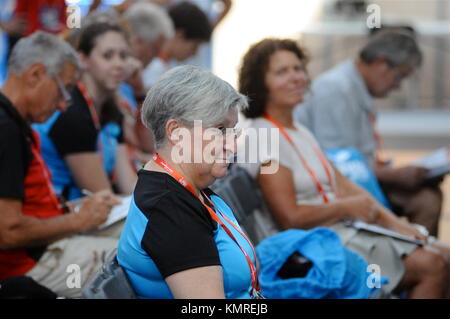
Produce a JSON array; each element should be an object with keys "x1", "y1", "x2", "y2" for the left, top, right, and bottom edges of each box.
[
  {"x1": 165, "y1": 119, "x2": 182, "y2": 146},
  {"x1": 166, "y1": 119, "x2": 193, "y2": 149}
]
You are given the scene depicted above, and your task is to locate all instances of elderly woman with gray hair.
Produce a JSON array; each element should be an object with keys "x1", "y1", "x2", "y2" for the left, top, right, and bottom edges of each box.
[{"x1": 117, "y1": 66, "x2": 261, "y2": 299}]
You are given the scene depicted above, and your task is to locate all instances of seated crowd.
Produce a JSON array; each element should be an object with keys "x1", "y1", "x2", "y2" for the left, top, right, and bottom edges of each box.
[{"x1": 0, "y1": 0, "x2": 449, "y2": 299}]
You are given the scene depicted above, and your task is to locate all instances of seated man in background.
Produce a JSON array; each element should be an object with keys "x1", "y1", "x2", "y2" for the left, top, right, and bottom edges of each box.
[
  {"x1": 0, "y1": 32, "x2": 121, "y2": 298},
  {"x1": 295, "y1": 30, "x2": 443, "y2": 236},
  {"x1": 122, "y1": 1, "x2": 174, "y2": 156},
  {"x1": 142, "y1": 1, "x2": 212, "y2": 89}
]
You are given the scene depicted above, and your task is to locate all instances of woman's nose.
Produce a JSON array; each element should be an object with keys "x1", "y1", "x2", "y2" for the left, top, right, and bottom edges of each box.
[
  {"x1": 224, "y1": 135, "x2": 238, "y2": 156},
  {"x1": 293, "y1": 69, "x2": 307, "y2": 83}
]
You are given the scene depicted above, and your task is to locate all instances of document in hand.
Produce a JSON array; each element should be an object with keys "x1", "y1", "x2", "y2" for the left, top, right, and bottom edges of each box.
[
  {"x1": 98, "y1": 195, "x2": 132, "y2": 230},
  {"x1": 344, "y1": 220, "x2": 425, "y2": 246},
  {"x1": 412, "y1": 147, "x2": 450, "y2": 182}
]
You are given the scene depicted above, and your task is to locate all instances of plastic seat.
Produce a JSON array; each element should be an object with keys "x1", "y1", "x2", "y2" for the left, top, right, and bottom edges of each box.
[
  {"x1": 82, "y1": 254, "x2": 137, "y2": 299},
  {"x1": 210, "y1": 165, "x2": 273, "y2": 245}
]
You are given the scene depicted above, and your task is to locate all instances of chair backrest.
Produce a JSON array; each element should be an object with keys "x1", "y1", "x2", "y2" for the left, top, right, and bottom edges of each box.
[
  {"x1": 82, "y1": 254, "x2": 137, "y2": 299},
  {"x1": 210, "y1": 165, "x2": 274, "y2": 245}
]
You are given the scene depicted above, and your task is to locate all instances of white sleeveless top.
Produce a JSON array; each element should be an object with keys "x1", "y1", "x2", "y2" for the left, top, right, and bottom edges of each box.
[{"x1": 237, "y1": 118, "x2": 336, "y2": 206}]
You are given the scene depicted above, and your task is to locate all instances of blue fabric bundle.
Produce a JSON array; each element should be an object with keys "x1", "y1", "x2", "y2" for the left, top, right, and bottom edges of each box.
[{"x1": 256, "y1": 228, "x2": 381, "y2": 299}]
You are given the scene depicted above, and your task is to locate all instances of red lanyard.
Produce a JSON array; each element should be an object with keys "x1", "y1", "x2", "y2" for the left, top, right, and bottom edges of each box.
[
  {"x1": 263, "y1": 115, "x2": 334, "y2": 204},
  {"x1": 152, "y1": 153, "x2": 262, "y2": 298},
  {"x1": 29, "y1": 132, "x2": 62, "y2": 211}
]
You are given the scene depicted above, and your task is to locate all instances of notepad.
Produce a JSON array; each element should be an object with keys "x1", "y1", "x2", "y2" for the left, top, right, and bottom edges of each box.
[
  {"x1": 412, "y1": 147, "x2": 449, "y2": 169},
  {"x1": 97, "y1": 195, "x2": 132, "y2": 230},
  {"x1": 344, "y1": 220, "x2": 425, "y2": 246},
  {"x1": 412, "y1": 148, "x2": 450, "y2": 183}
]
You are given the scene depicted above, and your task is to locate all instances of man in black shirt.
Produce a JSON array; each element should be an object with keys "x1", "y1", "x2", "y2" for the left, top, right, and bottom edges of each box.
[{"x1": 0, "y1": 31, "x2": 121, "y2": 298}]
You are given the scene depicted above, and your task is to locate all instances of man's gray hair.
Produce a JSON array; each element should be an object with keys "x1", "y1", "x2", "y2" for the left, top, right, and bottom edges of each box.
[
  {"x1": 142, "y1": 66, "x2": 248, "y2": 149},
  {"x1": 360, "y1": 30, "x2": 423, "y2": 68},
  {"x1": 8, "y1": 31, "x2": 80, "y2": 76},
  {"x1": 124, "y1": 2, "x2": 174, "y2": 44}
]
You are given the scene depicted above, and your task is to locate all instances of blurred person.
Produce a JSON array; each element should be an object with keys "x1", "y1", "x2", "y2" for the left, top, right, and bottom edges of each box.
[
  {"x1": 13, "y1": 0, "x2": 67, "y2": 37},
  {"x1": 62, "y1": 7, "x2": 121, "y2": 48},
  {"x1": 295, "y1": 30, "x2": 443, "y2": 236},
  {"x1": 124, "y1": 1, "x2": 173, "y2": 76},
  {"x1": 117, "y1": 66, "x2": 261, "y2": 299},
  {"x1": 238, "y1": 38, "x2": 450, "y2": 298},
  {"x1": 155, "y1": 0, "x2": 233, "y2": 70},
  {"x1": 33, "y1": 23, "x2": 137, "y2": 201},
  {"x1": 142, "y1": 1, "x2": 212, "y2": 89},
  {"x1": 122, "y1": 1, "x2": 174, "y2": 155},
  {"x1": 0, "y1": 0, "x2": 23, "y2": 86},
  {"x1": 0, "y1": 32, "x2": 121, "y2": 298}
]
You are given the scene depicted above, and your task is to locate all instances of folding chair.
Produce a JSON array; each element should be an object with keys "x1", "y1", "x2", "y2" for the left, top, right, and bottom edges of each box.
[
  {"x1": 210, "y1": 165, "x2": 274, "y2": 245},
  {"x1": 82, "y1": 253, "x2": 137, "y2": 299}
]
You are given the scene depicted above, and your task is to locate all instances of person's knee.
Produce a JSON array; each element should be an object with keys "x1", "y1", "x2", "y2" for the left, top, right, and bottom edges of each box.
[
  {"x1": 413, "y1": 188, "x2": 443, "y2": 214},
  {"x1": 407, "y1": 247, "x2": 448, "y2": 280},
  {"x1": 405, "y1": 188, "x2": 443, "y2": 236}
]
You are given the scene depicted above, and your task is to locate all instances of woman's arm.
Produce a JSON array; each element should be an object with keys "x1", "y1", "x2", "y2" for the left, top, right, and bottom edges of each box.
[
  {"x1": 257, "y1": 161, "x2": 375, "y2": 230},
  {"x1": 165, "y1": 266, "x2": 225, "y2": 299},
  {"x1": 332, "y1": 163, "x2": 426, "y2": 239},
  {"x1": 114, "y1": 144, "x2": 138, "y2": 195},
  {"x1": 65, "y1": 152, "x2": 111, "y2": 193}
]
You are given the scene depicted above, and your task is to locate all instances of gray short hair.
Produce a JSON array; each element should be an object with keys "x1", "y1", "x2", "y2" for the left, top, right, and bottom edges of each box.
[
  {"x1": 124, "y1": 2, "x2": 174, "y2": 44},
  {"x1": 82, "y1": 9, "x2": 121, "y2": 27},
  {"x1": 8, "y1": 31, "x2": 80, "y2": 76},
  {"x1": 360, "y1": 30, "x2": 423, "y2": 68},
  {"x1": 142, "y1": 66, "x2": 248, "y2": 149}
]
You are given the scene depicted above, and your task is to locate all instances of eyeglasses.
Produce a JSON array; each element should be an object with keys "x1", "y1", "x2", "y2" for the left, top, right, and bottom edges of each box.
[
  {"x1": 392, "y1": 69, "x2": 411, "y2": 84},
  {"x1": 214, "y1": 126, "x2": 243, "y2": 139},
  {"x1": 54, "y1": 74, "x2": 73, "y2": 107}
]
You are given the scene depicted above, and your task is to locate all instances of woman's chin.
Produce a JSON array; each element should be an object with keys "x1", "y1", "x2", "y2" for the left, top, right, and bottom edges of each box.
[{"x1": 211, "y1": 163, "x2": 230, "y2": 179}]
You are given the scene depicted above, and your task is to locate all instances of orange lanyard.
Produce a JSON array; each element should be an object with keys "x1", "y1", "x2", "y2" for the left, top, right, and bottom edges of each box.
[
  {"x1": 263, "y1": 115, "x2": 334, "y2": 204},
  {"x1": 368, "y1": 112, "x2": 386, "y2": 166},
  {"x1": 77, "y1": 81, "x2": 106, "y2": 160},
  {"x1": 77, "y1": 81, "x2": 101, "y2": 130},
  {"x1": 152, "y1": 153, "x2": 262, "y2": 298}
]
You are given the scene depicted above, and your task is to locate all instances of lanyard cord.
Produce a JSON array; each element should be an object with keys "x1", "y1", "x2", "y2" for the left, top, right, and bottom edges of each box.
[
  {"x1": 77, "y1": 81, "x2": 101, "y2": 130},
  {"x1": 262, "y1": 114, "x2": 334, "y2": 204},
  {"x1": 200, "y1": 192, "x2": 261, "y2": 294},
  {"x1": 29, "y1": 134, "x2": 62, "y2": 211},
  {"x1": 368, "y1": 112, "x2": 385, "y2": 166},
  {"x1": 152, "y1": 153, "x2": 261, "y2": 297},
  {"x1": 77, "y1": 81, "x2": 112, "y2": 165}
]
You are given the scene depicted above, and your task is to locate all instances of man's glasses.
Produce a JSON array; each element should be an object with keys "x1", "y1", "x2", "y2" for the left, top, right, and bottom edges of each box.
[{"x1": 54, "y1": 74, "x2": 73, "y2": 107}]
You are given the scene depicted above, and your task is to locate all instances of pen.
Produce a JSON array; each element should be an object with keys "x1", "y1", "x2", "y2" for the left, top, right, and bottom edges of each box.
[{"x1": 81, "y1": 189, "x2": 94, "y2": 197}]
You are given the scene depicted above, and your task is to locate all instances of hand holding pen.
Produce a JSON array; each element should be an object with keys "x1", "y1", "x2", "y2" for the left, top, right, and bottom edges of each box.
[{"x1": 69, "y1": 189, "x2": 122, "y2": 232}]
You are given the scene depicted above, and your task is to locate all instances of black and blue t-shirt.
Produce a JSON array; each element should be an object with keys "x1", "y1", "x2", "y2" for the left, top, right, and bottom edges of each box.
[{"x1": 117, "y1": 170, "x2": 253, "y2": 299}]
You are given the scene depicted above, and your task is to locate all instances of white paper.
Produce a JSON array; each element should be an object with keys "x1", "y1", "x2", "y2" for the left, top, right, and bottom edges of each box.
[
  {"x1": 98, "y1": 195, "x2": 132, "y2": 230},
  {"x1": 412, "y1": 147, "x2": 449, "y2": 169}
]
